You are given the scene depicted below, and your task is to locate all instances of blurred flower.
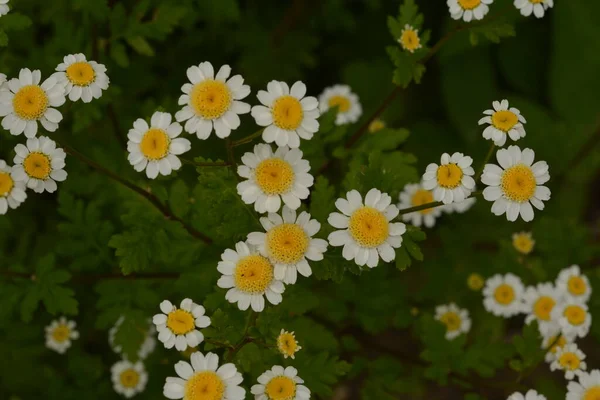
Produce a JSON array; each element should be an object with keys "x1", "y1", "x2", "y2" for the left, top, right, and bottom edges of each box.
[
  {"x1": 109, "y1": 316, "x2": 156, "y2": 360},
  {"x1": 318, "y1": 84, "x2": 362, "y2": 126},
  {"x1": 398, "y1": 183, "x2": 442, "y2": 228},
  {"x1": 368, "y1": 118, "x2": 386, "y2": 133},
  {"x1": 507, "y1": 390, "x2": 547, "y2": 400},
  {"x1": 45, "y1": 317, "x2": 78, "y2": 354},
  {"x1": 551, "y1": 343, "x2": 587, "y2": 380},
  {"x1": 552, "y1": 300, "x2": 591, "y2": 340},
  {"x1": 447, "y1": 0, "x2": 493, "y2": 22},
  {"x1": 541, "y1": 332, "x2": 571, "y2": 363},
  {"x1": 566, "y1": 369, "x2": 600, "y2": 400},
  {"x1": 0, "y1": 0, "x2": 9, "y2": 17},
  {"x1": 483, "y1": 273, "x2": 525, "y2": 317},
  {"x1": 435, "y1": 303, "x2": 471, "y2": 340},
  {"x1": 467, "y1": 273, "x2": 485, "y2": 291},
  {"x1": 514, "y1": 0, "x2": 553, "y2": 18},
  {"x1": 556, "y1": 265, "x2": 592, "y2": 304},
  {"x1": 0, "y1": 159, "x2": 26, "y2": 214},
  {"x1": 513, "y1": 232, "x2": 535, "y2": 255},
  {"x1": 111, "y1": 359, "x2": 148, "y2": 398},
  {"x1": 522, "y1": 283, "x2": 562, "y2": 336}
]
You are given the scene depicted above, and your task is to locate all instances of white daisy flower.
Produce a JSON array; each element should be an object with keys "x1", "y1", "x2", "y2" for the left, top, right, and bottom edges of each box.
[
  {"x1": 422, "y1": 152, "x2": 475, "y2": 205},
  {"x1": 111, "y1": 359, "x2": 148, "y2": 398},
  {"x1": 175, "y1": 61, "x2": 251, "y2": 139},
  {"x1": 45, "y1": 317, "x2": 79, "y2": 354},
  {"x1": 277, "y1": 329, "x2": 302, "y2": 359},
  {"x1": 328, "y1": 188, "x2": 406, "y2": 268},
  {"x1": 0, "y1": 159, "x2": 27, "y2": 214},
  {"x1": 109, "y1": 316, "x2": 156, "y2": 360},
  {"x1": 521, "y1": 283, "x2": 562, "y2": 336},
  {"x1": 443, "y1": 197, "x2": 477, "y2": 214},
  {"x1": 52, "y1": 53, "x2": 109, "y2": 103},
  {"x1": 127, "y1": 111, "x2": 191, "y2": 179},
  {"x1": 0, "y1": 68, "x2": 65, "y2": 137},
  {"x1": 398, "y1": 183, "x2": 442, "y2": 228},
  {"x1": 507, "y1": 390, "x2": 547, "y2": 400},
  {"x1": 217, "y1": 241, "x2": 285, "y2": 312},
  {"x1": 237, "y1": 144, "x2": 313, "y2": 214},
  {"x1": 478, "y1": 99, "x2": 526, "y2": 146},
  {"x1": 434, "y1": 303, "x2": 471, "y2": 340},
  {"x1": 482, "y1": 146, "x2": 550, "y2": 222},
  {"x1": 551, "y1": 343, "x2": 587, "y2": 380},
  {"x1": 567, "y1": 369, "x2": 600, "y2": 400},
  {"x1": 152, "y1": 298, "x2": 211, "y2": 351},
  {"x1": 556, "y1": 265, "x2": 592, "y2": 304},
  {"x1": 247, "y1": 206, "x2": 328, "y2": 284},
  {"x1": 447, "y1": 0, "x2": 493, "y2": 22},
  {"x1": 251, "y1": 365, "x2": 310, "y2": 400},
  {"x1": 163, "y1": 351, "x2": 245, "y2": 400},
  {"x1": 552, "y1": 301, "x2": 591, "y2": 340},
  {"x1": 514, "y1": 0, "x2": 553, "y2": 18},
  {"x1": 398, "y1": 24, "x2": 422, "y2": 53},
  {"x1": 251, "y1": 80, "x2": 319, "y2": 148},
  {"x1": 0, "y1": 0, "x2": 9, "y2": 17},
  {"x1": 318, "y1": 84, "x2": 362, "y2": 126},
  {"x1": 11, "y1": 136, "x2": 67, "y2": 193},
  {"x1": 513, "y1": 231, "x2": 535, "y2": 255},
  {"x1": 541, "y1": 331, "x2": 572, "y2": 363},
  {"x1": 482, "y1": 273, "x2": 525, "y2": 317}
]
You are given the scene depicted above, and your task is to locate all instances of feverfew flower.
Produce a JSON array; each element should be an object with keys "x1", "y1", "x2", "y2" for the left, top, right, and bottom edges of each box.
[
  {"x1": 45, "y1": 317, "x2": 79, "y2": 354},
  {"x1": 552, "y1": 301, "x2": 591, "y2": 340},
  {"x1": 483, "y1": 273, "x2": 525, "y2": 317},
  {"x1": 398, "y1": 183, "x2": 442, "y2": 228},
  {"x1": 551, "y1": 343, "x2": 587, "y2": 380},
  {"x1": 0, "y1": 159, "x2": 27, "y2": 214},
  {"x1": 398, "y1": 24, "x2": 422, "y2": 53},
  {"x1": 368, "y1": 118, "x2": 385, "y2": 133},
  {"x1": 109, "y1": 317, "x2": 156, "y2": 360},
  {"x1": 513, "y1": 232, "x2": 535, "y2": 255},
  {"x1": 247, "y1": 206, "x2": 328, "y2": 284},
  {"x1": 12, "y1": 136, "x2": 67, "y2": 193},
  {"x1": 522, "y1": 283, "x2": 562, "y2": 336},
  {"x1": 251, "y1": 80, "x2": 319, "y2": 148},
  {"x1": 111, "y1": 360, "x2": 148, "y2": 398},
  {"x1": 176, "y1": 61, "x2": 250, "y2": 139},
  {"x1": 0, "y1": 68, "x2": 65, "y2": 137},
  {"x1": 217, "y1": 241, "x2": 285, "y2": 312},
  {"x1": 447, "y1": 0, "x2": 493, "y2": 22},
  {"x1": 52, "y1": 53, "x2": 109, "y2": 102},
  {"x1": 237, "y1": 144, "x2": 313, "y2": 213},
  {"x1": 435, "y1": 303, "x2": 471, "y2": 340},
  {"x1": 567, "y1": 370, "x2": 600, "y2": 400},
  {"x1": 328, "y1": 188, "x2": 406, "y2": 268},
  {"x1": 556, "y1": 265, "x2": 592, "y2": 304},
  {"x1": 251, "y1": 366, "x2": 310, "y2": 400},
  {"x1": 507, "y1": 390, "x2": 547, "y2": 400},
  {"x1": 482, "y1": 146, "x2": 550, "y2": 222},
  {"x1": 478, "y1": 99, "x2": 526, "y2": 146},
  {"x1": 514, "y1": 0, "x2": 553, "y2": 18},
  {"x1": 422, "y1": 152, "x2": 475, "y2": 205},
  {"x1": 277, "y1": 329, "x2": 302, "y2": 359},
  {"x1": 0, "y1": 1, "x2": 8, "y2": 17},
  {"x1": 163, "y1": 351, "x2": 245, "y2": 400},
  {"x1": 542, "y1": 332, "x2": 571, "y2": 363},
  {"x1": 318, "y1": 84, "x2": 362, "y2": 126},
  {"x1": 467, "y1": 273, "x2": 485, "y2": 291},
  {"x1": 152, "y1": 298, "x2": 211, "y2": 351},
  {"x1": 443, "y1": 197, "x2": 477, "y2": 214}
]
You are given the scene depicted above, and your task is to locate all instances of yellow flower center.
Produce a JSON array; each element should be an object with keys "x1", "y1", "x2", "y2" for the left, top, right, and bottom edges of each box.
[
  {"x1": 277, "y1": 332, "x2": 299, "y2": 357},
  {"x1": 254, "y1": 158, "x2": 295, "y2": 195},
  {"x1": 558, "y1": 352, "x2": 581, "y2": 371},
  {"x1": 436, "y1": 163, "x2": 463, "y2": 189},
  {"x1": 545, "y1": 335, "x2": 567, "y2": 354},
  {"x1": 493, "y1": 284, "x2": 515, "y2": 305},
  {"x1": 328, "y1": 95, "x2": 351, "y2": 113},
  {"x1": 411, "y1": 189, "x2": 435, "y2": 215},
  {"x1": 513, "y1": 234, "x2": 534, "y2": 254},
  {"x1": 584, "y1": 387, "x2": 600, "y2": 400},
  {"x1": 491, "y1": 110, "x2": 519, "y2": 132},
  {"x1": 51, "y1": 324, "x2": 71, "y2": 343},
  {"x1": 166, "y1": 309, "x2": 195, "y2": 335},
  {"x1": 501, "y1": 164, "x2": 536, "y2": 202},
  {"x1": 400, "y1": 29, "x2": 420, "y2": 51},
  {"x1": 458, "y1": 0, "x2": 482, "y2": 10},
  {"x1": 272, "y1": 95, "x2": 304, "y2": 131},
  {"x1": 368, "y1": 119, "x2": 385, "y2": 133},
  {"x1": 0, "y1": 172, "x2": 14, "y2": 196},
  {"x1": 564, "y1": 305, "x2": 586, "y2": 326},
  {"x1": 119, "y1": 369, "x2": 140, "y2": 389},
  {"x1": 467, "y1": 273, "x2": 484, "y2": 291},
  {"x1": 190, "y1": 80, "x2": 231, "y2": 120},
  {"x1": 140, "y1": 128, "x2": 170, "y2": 161},
  {"x1": 234, "y1": 254, "x2": 274, "y2": 294},
  {"x1": 533, "y1": 296, "x2": 555, "y2": 321},
  {"x1": 348, "y1": 206, "x2": 389, "y2": 248},
  {"x1": 265, "y1": 376, "x2": 296, "y2": 400},
  {"x1": 13, "y1": 85, "x2": 48, "y2": 120},
  {"x1": 24, "y1": 152, "x2": 51, "y2": 180},
  {"x1": 439, "y1": 311, "x2": 462, "y2": 332},
  {"x1": 266, "y1": 223, "x2": 309, "y2": 264},
  {"x1": 530, "y1": 0, "x2": 544, "y2": 3},
  {"x1": 65, "y1": 61, "x2": 96, "y2": 86},
  {"x1": 185, "y1": 371, "x2": 225, "y2": 400},
  {"x1": 568, "y1": 276, "x2": 587, "y2": 296}
]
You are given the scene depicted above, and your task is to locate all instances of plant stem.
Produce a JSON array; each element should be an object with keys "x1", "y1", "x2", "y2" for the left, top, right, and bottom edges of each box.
[
  {"x1": 180, "y1": 158, "x2": 230, "y2": 167},
  {"x1": 225, "y1": 310, "x2": 258, "y2": 361},
  {"x1": 398, "y1": 201, "x2": 444, "y2": 215},
  {"x1": 476, "y1": 143, "x2": 496, "y2": 181},
  {"x1": 232, "y1": 129, "x2": 264, "y2": 147}
]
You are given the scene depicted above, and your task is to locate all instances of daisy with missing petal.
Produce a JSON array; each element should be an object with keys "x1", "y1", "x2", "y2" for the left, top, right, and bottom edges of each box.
[
  {"x1": 127, "y1": 111, "x2": 191, "y2": 179},
  {"x1": 52, "y1": 53, "x2": 109, "y2": 103},
  {"x1": 542, "y1": 332, "x2": 571, "y2": 363},
  {"x1": 522, "y1": 283, "x2": 562, "y2": 336},
  {"x1": 398, "y1": 183, "x2": 442, "y2": 228},
  {"x1": 566, "y1": 370, "x2": 600, "y2": 400},
  {"x1": 318, "y1": 84, "x2": 362, "y2": 126},
  {"x1": 513, "y1": 232, "x2": 535, "y2": 255},
  {"x1": 163, "y1": 351, "x2": 245, "y2": 400},
  {"x1": 237, "y1": 144, "x2": 313, "y2": 213},
  {"x1": 328, "y1": 188, "x2": 405, "y2": 268},
  {"x1": 277, "y1": 329, "x2": 302, "y2": 359},
  {"x1": 552, "y1": 301, "x2": 591, "y2": 340},
  {"x1": 176, "y1": 61, "x2": 250, "y2": 139},
  {"x1": 507, "y1": 390, "x2": 547, "y2": 400},
  {"x1": 483, "y1": 273, "x2": 525, "y2": 317},
  {"x1": 0, "y1": 159, "x2": 26, "y2": 214},
  {"x1": 0, "y1": 68, "x2": 65, "y2": 137},
  {"x1": 217, "y1": 241, "x2": 285, "y2": 312},
  {"x1": 398, "y1": 24, "x2": 422, "y2": 53},
  {"x1": 12, "y1": 136, "x2": 67, "y2": 193},
  {"x1": 422, "y1": 152, "x2": 475, "y2": 205},
  {"x1": 111, "y1": 359, "x2": 148, "y2": 398},
  {"x1": 556, "y1": 265, "x2": 592, "y2": 304},
  {"x1": 482, "y1": 146, "x2": 550, "y2": 222},
  {"x1": 251, "y1": 366, "x2": 310, "y2": 400},
  {"x1": 152, "y1": 298, "x2": 211, "y2": 351},
  {"x1": 251, "y1": 81, "x2": 319, "y2": 148},
  {"x1": 478, "y1": 99, "x2": 526, "y2": 146},
  {"x1": 551, "y1": 343, "x2": 587, "y2": 380},
  {"x1": 0, "y1": 0, "x2": 9, "y2": 17},
  {"x1": 447, "y1": 0, "x2": 493, "y2": 22},
  {"x1": 435, "y1": 303, "x2": 471, "y2": 340},
  {"x1": 247, "y1": 206, "x2": 328, "y2": 284},
  {"x1": 45, "y1": 317, "x2": 79, "y2": 354},
  {"x1": 514, "y1": 0, "x2": 553, "y2": 19}
]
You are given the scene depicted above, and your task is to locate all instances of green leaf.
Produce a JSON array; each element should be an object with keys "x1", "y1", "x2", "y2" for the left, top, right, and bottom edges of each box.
[
  {"x1": 126, "y1": 36, "x2": 155, "y2": 56},
  {"x1": 169, "y1": 179, "x2": 191, "y2": 218},
  {"x1": 309, "y1": 177, "x2": 336, "y2": 230},
  {"x1": 0, "y1": 13, "x2": 33, "y2": 31},
  {"x1": 110, "y1": 41, "x2": 129, "y2": 67},
  {"x1": 112, "y1": 312, "x2": 148, "y2": 361},
  {"x1": 468, "y1": 20, "x2": 515, "y2": 46}
]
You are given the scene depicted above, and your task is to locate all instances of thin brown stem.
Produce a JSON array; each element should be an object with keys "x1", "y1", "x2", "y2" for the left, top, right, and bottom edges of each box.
[
  {"x1": 476, "y1": 143, "x2": 496, "y2": 181},
  {"x1": 180, "y1": 158, "x2": 230, "y2": 167},
  {"x1": 226, "y1": 310, "x2": 258, "y2": 361},
  {"x1": 398, "y1": 201, "x2": 444, "y2": 215},
  {"x1": 232, "y1": 129, "x2": 263, "y2": 147}
]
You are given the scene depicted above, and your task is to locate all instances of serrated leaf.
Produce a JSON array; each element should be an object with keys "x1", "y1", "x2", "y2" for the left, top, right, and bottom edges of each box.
[{"x1": 126, "y1": 36, "x2": 155, "y2": 56}]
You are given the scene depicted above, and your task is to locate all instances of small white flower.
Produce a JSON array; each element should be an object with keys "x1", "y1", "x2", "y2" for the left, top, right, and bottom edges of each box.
[
  {"x1": 551, "y1": 343, "x2": 587, "y2": 380},
  {"x1": 552, "y1": 300, "x2": 591, "y2": 340},
  {"x1": 217, "y1": 241, "x2": 285, "y2": 312},
  {"x1": 175, "y1": 61, "x2": 251, "y2": 139},
  {"x1": 109, "y1": 316, "x2": 156, "y2": 360},
  {"x1": 127, "y1": 111, "x2": 191, "y2": 179},
  {"x1": 251, "y1": 80, "x2": 319, "y2": 148},
  {"x1": 434, "y1": 303, "x2": 471, "y2": 340},
  {"x1": 111, "y1": 359, "x2": 148, "y2": 398},
  {"x1": 152, "y1": 298, "x2": 211, "y2": 351},
  {"x1": 443, "y1": 197, "x2": 477, "y2": 214},
  {"x1": 513, "y1": 231, "x2": 535, "y2": 255},
  {"x1": 482, "y1": 146, "x2": 550, "y2": 222},
  {"x1": 45, "y1": 317, "x2": 79, "y2": 354},
  {"x1": 328, "y1": 188, "x2": 406, "y2": 268},
  {"x1": 52, "y1": 53, "x2": 109, "y2": 103},
  {"x1": 398, "y1": 183, "x2": 442, "y2": 228},
  {"x1": 514, "y1": 0, "x2": 553, "y2": 18},
  {"x1": 251, "y1": 365, "x2": 310, "y2": 400},
  {"x1": 521, "y1": 283, "x2": 563, "y2": 336},
  {"x1": 12, "y1": 136, "x2": 67, "y2": 193},
  {"x1": 483, "y1": 273, "x2": 525, "y2": 317},
  {"x1": 318, "y1": 84, "x2": 362, "y2": 126},
  {"x1": 447, "y1": 0, "x2": 493, "y2": 22},
  {"x1": 0, "y1": 159, "x2": 27, "y2": 214},
  {"x1": 556, "y1": 265, "x2": 592, "y2": 304},
  {"x1": 507, "y1": 390, "x2": 547, "y2": 400},
  {"x1": 0, "y1": 0, "x2": 9, "y2": 17},
  {"x1": 541, "y1": 331, "x2": 572, "y2": 363},
  {"x1": 247, "y1": 206, "x2": 328, "y2": 284},
  {"x1": 566, "y1": 369, "x2": 600, "y2": 400},
  {"x1": 163, "y1": 351, "x2": 245, "y2": 400},
  {"x1": 422, "y1": 152, "x2": 475, "y2": 205},
  {"x1": 0, "y1": 68, "x2": 65, "y2": 137},
  {"x1": 277, "y1": 329, "x2": 302, "y2": 359},
  {"x1": 237, "y1": 144, "x2": 314, "y2": 214},
  {"x1": 398, "y1": 24, "x2": 422, "y2": 53},
  {"x1": 478, "y1": 99, "x2": 526, "y2": 146}
]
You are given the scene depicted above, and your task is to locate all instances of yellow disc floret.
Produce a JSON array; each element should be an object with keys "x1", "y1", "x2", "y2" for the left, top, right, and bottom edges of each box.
[
  {"x1": 190, "y1": 80, "x2": 232, "y2": 120},
  {"x1": 13, "y1": 85, "x2": 49, "y2": 120},
  {"x1": 583, "y1": 387, "x2": 600, "y2": 400},
  {"x1": 120, "y1": 369, "x2": 140, "y2": 389},
  {"x1": 568, "y1": 276, "x2": 587, "y2": 296},
  {"x1": 467, "y1": 273, "x2": 484, "y2": 291},
  {"x1": 328, "y1": 95, "x2": 350, "y2": 113},
  {"x1": 266, "y1": 223, "x2": 309, "y2": 264},
  {"x1": 51, "y1": 324, "x2": 71, "y2": 343},
  {"x1": 272, "y1": 95, "x2": 304, "y2": 131},
  {"x1": 458, "y1": 0, "x2": 482, "y2": 10},
  {"x1": 348, "y1": 206, "x2": 389, "y2": 248},
  {"x1": 564, "y1": 305, "x2": 586, "y2": 326},
  {"x1": 411, "y1": 189, "x2": 435, "y2": 214},
  {"x1": 234, "y1": 254, "x2": 274, "y2": 294},
  {"x1": 24, "y1": 152, "x2": 51, "y2": 180},
  {"x1": 265, "y1": 376, "x2": 296, "y2": 400},
  {"x1": 167, "y1": 309, "x2": 195, "y2": 335},
  {"x1": 491, "y1": 110, "x2": 519, "y2": 132},
  {"x1": 436, "y1": 164, "x2": 463, "y2": 189},
  {"x1": 277, "y1": 330, "x2": 300, "y2": 359},
  {"x1": 66, "y1": 62, "x2": 96, "y2": 86},
  {"x1": 513, "y1": 233, "x2": 534, "y2": 254},
  {"x1": 559, "y1": 352, "x2": 581, "y2": 371},
  {"x1": 368, "y1": 119, "x2": 385, "y2": 133},
  {"x1": 545, "y1": 335, "x2": 567, "y2": 354},
  {"x1": 400, "y1": 28, "x2": 421, "y2": 52},
  {"x1": 140, "y1": 128, "x2": 170, "y2": 161},
  {"x1": 501, "y1": 164, "x2": 536, "y2": 202},
  {"x1": 494, "y1": 284, "x2": 515, "y2": 305},
  {"x1": 185, "y1": 371, "x2": 225, "y2": 400},
  {"x1": 254, "y1": 158, "x2": 295, "y2": 195},
  {"x1": 533, "y1": 296, "x2": 555, "y2": 321},
  {"x1": 0, "y1": 172, "x2": 14, "y2": 196},
  {"x1": 439, "y1": 311, "x2": 462, "y2": 332}
]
